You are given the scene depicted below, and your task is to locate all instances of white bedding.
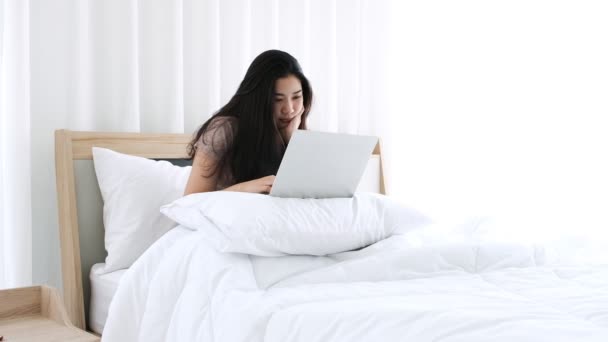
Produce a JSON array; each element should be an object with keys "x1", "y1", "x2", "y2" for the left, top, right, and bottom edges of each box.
[
  {"x1": 103, "y1": 224, "x2": 608, "y2": 341},
  {"x1": 89, "y1": 263, "x2": 126, "y2": 334}
]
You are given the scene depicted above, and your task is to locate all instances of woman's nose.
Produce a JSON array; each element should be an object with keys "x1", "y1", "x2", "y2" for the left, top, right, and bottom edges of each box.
[{"x1": 282, "y1": 100, "x2": 294, "y2": 115}]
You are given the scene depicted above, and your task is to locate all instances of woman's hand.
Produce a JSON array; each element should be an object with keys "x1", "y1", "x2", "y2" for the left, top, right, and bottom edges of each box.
[
  {"x1": 279, "y1": 108, "x2": 304, "y2": 144},
  {"x1": 225, "y1": 175, "x2": 276, "y2": 194}
]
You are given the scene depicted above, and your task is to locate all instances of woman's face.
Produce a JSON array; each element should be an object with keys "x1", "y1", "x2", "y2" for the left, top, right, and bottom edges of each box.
[{"x1": 273, "y1": 75, "x2": 304, "y2": 129}]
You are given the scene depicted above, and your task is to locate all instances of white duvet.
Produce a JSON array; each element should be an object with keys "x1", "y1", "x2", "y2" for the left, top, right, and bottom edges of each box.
[{"x1": 103, "y1": 222, "x2": 608, "y2": 341}]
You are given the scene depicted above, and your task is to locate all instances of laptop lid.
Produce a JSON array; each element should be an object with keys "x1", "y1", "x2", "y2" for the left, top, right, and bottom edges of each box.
[{"x1": 270, "y1": 130, "x2": 378, "y2": 198}]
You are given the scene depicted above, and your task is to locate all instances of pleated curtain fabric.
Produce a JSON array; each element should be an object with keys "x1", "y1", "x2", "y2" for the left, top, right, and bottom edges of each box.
[
  {"x1": 77, "y1": 0, "x2": 389, "y2": 135},
  {"x1": 0, "y1": 0, "x2": 391, "y2": 288}
]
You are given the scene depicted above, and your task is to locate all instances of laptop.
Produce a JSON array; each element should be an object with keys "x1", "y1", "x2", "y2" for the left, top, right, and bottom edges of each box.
[{"x1": 270, "y1": 130, "x2": 378, "y2": 198}]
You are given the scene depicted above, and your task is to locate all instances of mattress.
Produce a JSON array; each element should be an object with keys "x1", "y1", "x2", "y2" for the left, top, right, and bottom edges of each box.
[{"x1": 89, "y1": 263, "x2": 127, "y2": 335}]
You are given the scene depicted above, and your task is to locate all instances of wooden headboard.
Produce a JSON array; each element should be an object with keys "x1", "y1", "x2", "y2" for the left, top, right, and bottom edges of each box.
[{"x1": 54, "y1": 129, "x2": 387, "y2": 330}]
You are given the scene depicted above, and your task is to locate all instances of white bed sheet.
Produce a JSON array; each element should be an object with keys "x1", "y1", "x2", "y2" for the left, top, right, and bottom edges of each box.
[
  {"x1": 102, "y1": 224, "x2": 608, "y2": 341},
  {"x1": 89, "y1": 263, "x2": 127, "y2": 334}
]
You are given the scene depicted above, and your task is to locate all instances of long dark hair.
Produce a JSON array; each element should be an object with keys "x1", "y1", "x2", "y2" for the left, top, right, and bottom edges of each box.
[{"x1": 187, "y1": 50, "x2": 313, "y2": 183}]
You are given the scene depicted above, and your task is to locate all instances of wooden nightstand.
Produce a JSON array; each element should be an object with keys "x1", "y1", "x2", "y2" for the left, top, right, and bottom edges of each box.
[{"x1": 0, "y1": 285, "x2": 99, "y2": 342}]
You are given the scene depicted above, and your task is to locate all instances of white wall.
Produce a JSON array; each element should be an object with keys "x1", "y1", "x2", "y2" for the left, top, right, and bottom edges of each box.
[
  {"x1": 389, "y1": 1, "x2": 608, "y2": 256},
  {"x1": 30, "y1": 0, "x2": 73, "y2": 289}
]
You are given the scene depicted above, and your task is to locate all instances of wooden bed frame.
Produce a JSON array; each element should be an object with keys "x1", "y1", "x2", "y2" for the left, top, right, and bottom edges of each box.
[{"x1": 54, "y1": 129, "x2": 387, "y2": 330}]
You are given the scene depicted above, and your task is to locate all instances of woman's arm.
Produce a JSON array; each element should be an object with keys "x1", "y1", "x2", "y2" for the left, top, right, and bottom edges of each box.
[
  {"x1": 184, "y1": 150, "x2": 220, "y2": 195},
  {"x1": 222, "y1": 175, "x2": 276, "y2": 194},
  {"x1": 184, "y1": 150, "x2": 276, "y2": 195}
]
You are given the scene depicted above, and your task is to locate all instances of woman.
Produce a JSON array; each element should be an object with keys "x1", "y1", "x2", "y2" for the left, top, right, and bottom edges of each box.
[{"x1": 184, "y1": 50, "x2": 313, "y2": 195}]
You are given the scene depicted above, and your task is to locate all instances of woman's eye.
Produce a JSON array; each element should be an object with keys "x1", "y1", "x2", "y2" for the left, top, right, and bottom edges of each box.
[
  {"x1": 274, "y1": 98, "x2": 283, "y2": 103},
  {"x1": 293, "y1": 96, "x2": 302, "y2": 100}
]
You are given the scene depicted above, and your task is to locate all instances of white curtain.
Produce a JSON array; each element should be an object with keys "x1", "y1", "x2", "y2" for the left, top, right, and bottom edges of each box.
[
  {"x1": 1, "y1": 0, "x2": 391, "y2": 289},
  {"x1": 0, "y1": 0, "x2": 32, "y2": 288},
  {"x1": 54, "y1": 0, "x2": 390, "y2": 135}
]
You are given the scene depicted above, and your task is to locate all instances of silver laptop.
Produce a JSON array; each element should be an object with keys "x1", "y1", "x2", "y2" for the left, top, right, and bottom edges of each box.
[{"x1": 270, "y1": 130, "x2": 378, "y2": 198}]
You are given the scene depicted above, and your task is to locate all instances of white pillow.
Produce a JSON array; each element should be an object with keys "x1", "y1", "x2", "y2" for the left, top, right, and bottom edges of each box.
[
  {"x1": 160, "y1": 191, "x2": 430, "y2": 256},
  {"x1": 92, "y1": 147, "x2": 191, "y2": 272}
]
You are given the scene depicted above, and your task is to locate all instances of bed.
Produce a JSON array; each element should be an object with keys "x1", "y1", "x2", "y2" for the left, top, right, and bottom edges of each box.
[
  {"x1": 55, "y1": 130, "x2": 608, "y2": 341},
  {"x1": 54, "y1": 129, "x2": 386, "y2": 335}
]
